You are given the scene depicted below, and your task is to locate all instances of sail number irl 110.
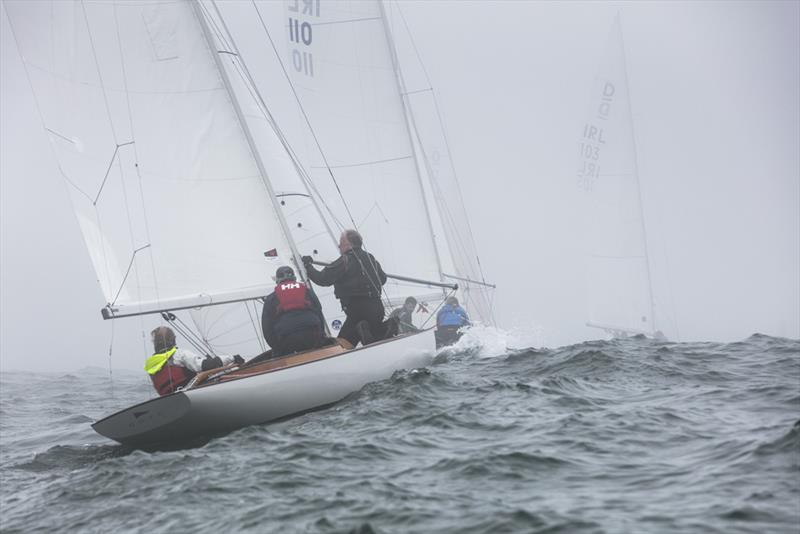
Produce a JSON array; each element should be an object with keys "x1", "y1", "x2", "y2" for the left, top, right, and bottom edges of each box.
[{"x1": 287, "y1": 0, "x2": 320, "y2": 78}]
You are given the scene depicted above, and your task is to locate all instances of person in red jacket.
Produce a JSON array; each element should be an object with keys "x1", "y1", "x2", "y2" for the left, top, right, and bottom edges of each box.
[
  {"x1": 261, "y1": 266, "x2": 326, "y2": 357},
  {"x1": 144, "y1": 326, "x2": 242, "y2": 396}
]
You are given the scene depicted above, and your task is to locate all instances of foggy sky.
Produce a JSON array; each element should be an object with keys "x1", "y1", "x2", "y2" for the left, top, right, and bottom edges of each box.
[{"x1": 1, "y1": 0, "x2": 798, "y2": 372}]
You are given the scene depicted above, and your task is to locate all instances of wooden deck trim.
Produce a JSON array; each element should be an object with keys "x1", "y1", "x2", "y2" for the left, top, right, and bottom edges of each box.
[{"x1": 190, "y1": 328, "x2": 433, "y2": 389}]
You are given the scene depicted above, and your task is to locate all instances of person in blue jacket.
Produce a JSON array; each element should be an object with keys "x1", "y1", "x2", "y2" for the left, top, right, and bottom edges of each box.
[{"x1": 435, "y1": 296, "x2": 470, "y2": 348}]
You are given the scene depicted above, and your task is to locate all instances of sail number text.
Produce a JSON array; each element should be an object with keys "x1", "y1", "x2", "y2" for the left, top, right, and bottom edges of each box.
[
  {"x1": 578, "y1": 81, "x2": 615, "y2": 190},
  {"x1": 287, "y1": 0, "x2": 319, "y2": 77}
]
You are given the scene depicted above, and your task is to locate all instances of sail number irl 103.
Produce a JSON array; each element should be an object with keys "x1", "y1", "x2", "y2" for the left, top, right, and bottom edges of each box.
[
  {"x1": 287, "y1": 0, "x2": 319, "y2": 77},
  {"x1": 578, "y1": 81, "x2": 615, "y2": 190}
]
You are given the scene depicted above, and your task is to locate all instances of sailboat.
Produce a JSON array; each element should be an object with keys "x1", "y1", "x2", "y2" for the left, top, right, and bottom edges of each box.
[
  {"x1": 6, "y1": 0, "x2": 492, "y2": 449},
  {"x1": 577, "y1": 16, "x2": 666, "y2": 341}
]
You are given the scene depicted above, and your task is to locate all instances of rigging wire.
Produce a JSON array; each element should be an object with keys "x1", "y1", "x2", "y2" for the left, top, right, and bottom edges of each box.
[
  {"x1": 203, "y1": 1, "x2": 345, "y2": 236},
  {"x1": 107, "y1": 316, "x2": 116, "y2": 400},
  {"x1": 248, "y1": 0, "x2": 358, "y2": 230},
  {"x1": 419, "y1": 287, "x2": 457, "y2": 329},
  {"x1": 247, "y1": 301, "x2": 267, "y2": 353},
  {"x1": 209, "y1": 1, "x2": 389, "y2": 303},
  {"x1": 162, "y1": 312, "x2": 214, "y2": 356},
  {"x1": 392, "y1": 1, "x2": 496, "y2": 325},
  {"x1": 113, "y1": 6, "x2": 161, "y2": 354}
]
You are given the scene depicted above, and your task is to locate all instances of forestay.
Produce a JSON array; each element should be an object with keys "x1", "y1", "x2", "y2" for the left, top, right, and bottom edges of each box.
[
  {"x1": 577, "y1": 16, "x2": 656, "y2": 335},
  {"x1": 5, "y1": 0, "x2": 298, "y2": 318}
]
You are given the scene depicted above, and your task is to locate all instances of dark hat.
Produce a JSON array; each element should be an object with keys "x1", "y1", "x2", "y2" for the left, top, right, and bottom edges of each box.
[{"x1": 275, "y1": 265, "x2": 296, "y2": 283}]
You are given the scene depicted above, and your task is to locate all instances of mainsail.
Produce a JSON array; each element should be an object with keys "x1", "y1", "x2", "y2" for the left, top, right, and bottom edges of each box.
[
  {"x1": 5, "y1": 0, "x2": 301, "y2": 319},
  {"x1": 578, "y1": 16, "x2": 657, "y2": 337}
]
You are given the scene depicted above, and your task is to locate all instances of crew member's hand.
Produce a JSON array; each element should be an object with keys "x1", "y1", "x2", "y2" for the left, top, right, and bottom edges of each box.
[
  {"x1": 201, "y1": 355, "x2": 224, "y2": 371},
  {"x1": 233, "y1": 355, "x2": 245, "y2": 365},
  {"x1": 302, "y1": 255, "x2": 314, "y2": 266}
]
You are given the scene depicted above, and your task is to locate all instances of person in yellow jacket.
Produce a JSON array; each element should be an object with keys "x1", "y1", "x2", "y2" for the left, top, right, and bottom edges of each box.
[{"x1": 145, "y1": 326, "x2": 242, "y2": 396}]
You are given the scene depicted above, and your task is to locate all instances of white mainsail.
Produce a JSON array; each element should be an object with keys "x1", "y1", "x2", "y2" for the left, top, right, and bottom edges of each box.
[
  {"x1": 578, "y1": 16, "x2": 657, "y2": 336},
  {"x1": 5, "y1": 0, "x2": 301, "y2": 319}
]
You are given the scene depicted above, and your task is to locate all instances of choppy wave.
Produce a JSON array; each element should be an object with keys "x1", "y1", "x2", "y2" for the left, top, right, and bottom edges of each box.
[{"x1": 1, "y1": 333, "x2": 798, "y2": 533}]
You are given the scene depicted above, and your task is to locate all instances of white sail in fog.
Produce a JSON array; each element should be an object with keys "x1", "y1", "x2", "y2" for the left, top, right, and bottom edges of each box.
[
  {"x1": 5, "y1": 0, "x2": 301, "y2": 319},
  {"x1": 578, "y1": 16, "x2": 657, "y2": 337}
]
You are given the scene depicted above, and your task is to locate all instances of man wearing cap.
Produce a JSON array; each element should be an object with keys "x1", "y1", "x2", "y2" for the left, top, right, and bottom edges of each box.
[{"x1": 261, "y1": 266, "x2": 326, "y2": 357}]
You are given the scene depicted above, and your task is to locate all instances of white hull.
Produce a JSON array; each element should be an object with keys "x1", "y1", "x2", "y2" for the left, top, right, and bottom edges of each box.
[{"x1": 92, "y1": 329, "x2": 435, "y2": 449}]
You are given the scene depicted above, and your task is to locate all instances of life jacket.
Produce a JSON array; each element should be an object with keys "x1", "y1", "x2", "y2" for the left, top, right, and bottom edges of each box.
[
  {"x1": 275, "y1": 281, "x2": 312, "y2": 313},
  {"x1": 144, "y1": 347, "x2": 195, "y2": 396},
  {"x1": 437, "y1": 305, "x2": 469, "y2": 327}
]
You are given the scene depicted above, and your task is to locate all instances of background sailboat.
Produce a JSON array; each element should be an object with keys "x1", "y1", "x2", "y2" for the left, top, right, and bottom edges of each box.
[{"x1": 577, "y1": 16, "x2": 665, "y2": 340}]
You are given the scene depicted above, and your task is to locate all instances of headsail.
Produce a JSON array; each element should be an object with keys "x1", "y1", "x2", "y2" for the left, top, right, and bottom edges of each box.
[
  {"x1": 5, "y1": 0, "x2": 300, "y2": 319},
  {"x1": 578, "y1": 16, "x2": 657, "y2": 336}
]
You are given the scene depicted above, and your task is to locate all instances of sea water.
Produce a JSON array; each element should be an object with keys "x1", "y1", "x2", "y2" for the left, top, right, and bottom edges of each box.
[{"x1": 1, "y1": 332, "x2": 798, "y2": 533}]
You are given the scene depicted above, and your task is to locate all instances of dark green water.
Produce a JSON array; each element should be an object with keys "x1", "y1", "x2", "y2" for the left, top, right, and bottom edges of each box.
[{"x1": 1, "y1": 334, "x2": 798, "y2": 533}]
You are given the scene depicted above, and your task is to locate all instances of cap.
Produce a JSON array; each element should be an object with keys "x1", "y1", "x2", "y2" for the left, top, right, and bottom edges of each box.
[{"x1": 275, "y1": 265, "x2": 296, "y2": 283}]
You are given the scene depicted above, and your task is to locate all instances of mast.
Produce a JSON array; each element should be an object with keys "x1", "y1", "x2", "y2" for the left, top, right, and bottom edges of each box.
[
  {"x1": 618, "y1": 16, "x2": 657, "y2": 333},
  {"x1": 192, "y1": 0, "x2": 308, "y2": 280},
  {"x1": 377, "y1": 0, "x2": 446, "y2": 290}
]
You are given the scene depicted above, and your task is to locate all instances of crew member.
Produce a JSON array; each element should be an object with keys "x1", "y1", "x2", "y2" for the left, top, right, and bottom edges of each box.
[
  {"x1": 303, "y1": 229, "x2": 387, "y2": 348},
  {"x1": 261, "y1": 265, "x2": 326, "y2": 357},
  {"x1": 389, "y1": 296, "x2": 420, "y2": 334},
  {"x1": 144, "y1": 326, "x2": 242, "y2": 396},
  {"x1": 435, "y1": 296, "x2": 470, "y2": 348}
]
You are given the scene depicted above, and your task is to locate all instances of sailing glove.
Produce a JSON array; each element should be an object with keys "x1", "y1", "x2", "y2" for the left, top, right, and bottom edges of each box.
[{"x1": 301, "y1": 255, "x2": 314, "y2": 267}]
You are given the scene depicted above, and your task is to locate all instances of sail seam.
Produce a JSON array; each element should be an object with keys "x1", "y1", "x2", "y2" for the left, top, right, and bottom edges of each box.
[
  {"x1": 310, "y1": 155, "x2": 413, "y2": 169},
  {"x1": 311, "y1": 16, "x2": 381, "y2": 26}
]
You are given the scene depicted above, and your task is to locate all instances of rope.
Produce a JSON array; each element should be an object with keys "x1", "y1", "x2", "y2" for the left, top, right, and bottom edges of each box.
[
  {"x1": 249, "y1": 0, "x2": 358, "y2": 230},
  {"x1": 207, "y1": 1, "x2": 344, "y2": 236},
  {"x1": 247, "y1": 301, "x2": 267, "y2": 352},
  {"x1": 420, "y1": 288, "x2": 457, "y2": 329},
  {"x1": 112, "y1": 2, "x2": 162, "y2": 318},
  {"x1": 393, "y1": 1, "x2": 496, "y2": 325},
  {"x1": 107, "y1": 317, "x2": 115, "y2": 400},
  {"x1": 161, "y1": 312, "x2": 213, "y2": 356}
]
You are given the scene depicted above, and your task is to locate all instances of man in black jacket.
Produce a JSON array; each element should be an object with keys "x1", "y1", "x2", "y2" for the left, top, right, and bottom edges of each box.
[
  {"x1": 261, "y1": 266, "x2": 326, "y2": 357},
  {"x1": 303, "y1": 229, "x2": 387, "y2": 347}
]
